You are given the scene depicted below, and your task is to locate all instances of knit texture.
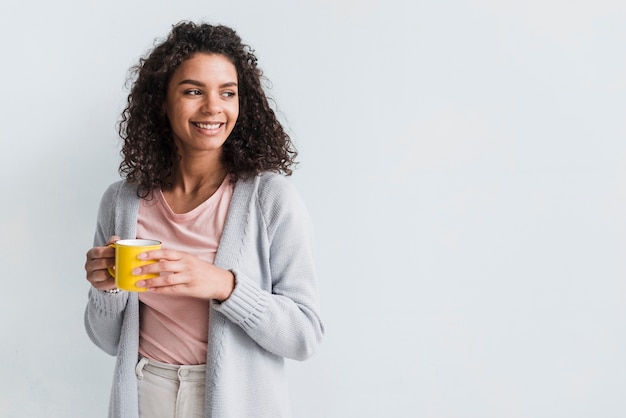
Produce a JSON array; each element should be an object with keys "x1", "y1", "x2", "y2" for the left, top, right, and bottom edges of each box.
[{"x1": 84, "y1": 173, "x2": 324, "y2": 418}]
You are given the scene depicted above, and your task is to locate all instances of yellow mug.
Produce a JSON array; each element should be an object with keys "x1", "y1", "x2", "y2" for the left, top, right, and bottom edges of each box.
[{"x1": 107, "y1": 239, "x2": 161, "y2": 292}]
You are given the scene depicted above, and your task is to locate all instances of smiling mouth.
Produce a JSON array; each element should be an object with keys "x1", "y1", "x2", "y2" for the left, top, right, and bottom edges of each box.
[{"x1": 193, "y1": 122, "x2": 222, "y2": 130}]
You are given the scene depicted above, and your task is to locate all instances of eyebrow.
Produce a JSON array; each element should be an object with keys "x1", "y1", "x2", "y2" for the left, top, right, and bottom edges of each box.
[{"x1": 178, "y1": 79, "x2": 238, "y2": 88}]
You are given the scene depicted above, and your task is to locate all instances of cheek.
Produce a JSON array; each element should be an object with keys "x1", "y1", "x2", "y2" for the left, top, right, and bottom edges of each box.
[
  {"x1": 164, "y1": 103, "x2": 188, "y2": 126},
  {"x1": 232, "y1": 101, "x2": 240, "y2": 122},
  {"x1": 162, "y1": 102, "x2": 174, "y2": 123}
]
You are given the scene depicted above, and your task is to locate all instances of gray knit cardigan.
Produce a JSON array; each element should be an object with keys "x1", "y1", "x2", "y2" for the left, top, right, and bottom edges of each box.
[{"x1": 84, "y1": 173, "x2": 324, "y2": 417}]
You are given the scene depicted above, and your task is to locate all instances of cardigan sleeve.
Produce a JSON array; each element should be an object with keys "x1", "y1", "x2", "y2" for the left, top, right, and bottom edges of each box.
[
  {"x1": 84, "y1": 288, "x2": 129, "y2": 355},
  {"x1": 213, "y1": 175, "x2": 324, "y2": 361},
  {"x1": 84, "y1": 181, "x2": 129, "y2": 356}
]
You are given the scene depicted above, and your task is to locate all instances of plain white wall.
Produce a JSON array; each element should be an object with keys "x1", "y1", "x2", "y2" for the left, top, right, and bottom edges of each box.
[{"x1": 1, "y1": 0, "x2": 625, "y2": 417}]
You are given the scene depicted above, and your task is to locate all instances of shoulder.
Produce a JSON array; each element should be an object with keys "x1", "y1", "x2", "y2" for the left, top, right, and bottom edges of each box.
[
  {"x1": 98, "y1": 180, "x2": 137, "y2": 208},
  {"x1": 250, "y1": 172, "x2": 311, "y2": 229},
  {"x1": 94, "y1": 180, "x2": 142, "y2": 244},
  {"x1": 251, "y1": 172, "x2": 304, "y2": 211},
  {"x1": 96, "y1": 180, "x2": 140, "y2": 221},
  {"x1": 233, "y1": 172, "x2": 299, "y2": 201},
  {"x1": 257, "y1": 172, "x2": 297, "y2": 196},
  {"x1": 231, "y1": 172, "x2": 310, "y2": 224},
  {"x1": 100, "y1": 180, "x2": 125, "y2": 200}
]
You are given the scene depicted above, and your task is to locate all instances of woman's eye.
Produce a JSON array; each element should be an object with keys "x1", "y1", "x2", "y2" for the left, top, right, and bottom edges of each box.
[
  {"x1": 185, "y1": 89, "x2": 202, "y2": 96},
  {"x1": 222, "y1": 91, "x2": 236, "y2": 98}
]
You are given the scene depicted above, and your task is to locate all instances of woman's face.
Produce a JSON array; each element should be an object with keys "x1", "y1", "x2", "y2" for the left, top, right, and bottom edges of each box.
[{"x1": 163, "y1": 53, "x2": 239, "y2": 158}]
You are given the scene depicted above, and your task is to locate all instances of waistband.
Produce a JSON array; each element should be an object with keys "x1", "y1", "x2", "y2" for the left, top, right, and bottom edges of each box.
[{"x1": 135, "y1": 356, "x2": 206, "y2": 383}]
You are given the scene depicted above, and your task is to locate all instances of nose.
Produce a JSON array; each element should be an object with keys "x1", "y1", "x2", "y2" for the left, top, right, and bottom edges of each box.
[{"x1": 201, "y1": 93, "x2": 221, "y2": 114}]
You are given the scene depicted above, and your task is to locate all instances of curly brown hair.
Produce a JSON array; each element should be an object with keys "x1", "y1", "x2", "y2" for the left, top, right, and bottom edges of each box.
[{"x1": 118, "y1": 21, "x2": 297, "y2": 195}]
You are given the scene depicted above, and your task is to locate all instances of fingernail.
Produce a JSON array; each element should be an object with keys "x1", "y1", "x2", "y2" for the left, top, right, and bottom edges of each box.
[
  {"x1": 138, "y1": 253, "x2": 147, "y2": 259},
  {"x1": 132, "y1": 268, "x2": 142, "y2": 275},
  {"x1": 136, "y1": 281, "x2": 146, "y2": 288}
]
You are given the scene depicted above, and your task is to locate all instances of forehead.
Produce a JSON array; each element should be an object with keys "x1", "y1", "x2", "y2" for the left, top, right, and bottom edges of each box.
[{"x1": 171, "y1": 53, "x2": 238, "y2": 81}]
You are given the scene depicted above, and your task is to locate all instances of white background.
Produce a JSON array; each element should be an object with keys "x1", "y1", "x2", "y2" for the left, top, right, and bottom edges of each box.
[{"x1": 1, "y1": 0, "x2": 625, "y2": 417}]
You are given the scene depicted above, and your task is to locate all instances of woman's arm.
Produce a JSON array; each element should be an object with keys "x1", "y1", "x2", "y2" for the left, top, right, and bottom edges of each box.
[
  {"x1": 83, "y1": 182, "x2": 129, "y2": 355},
  {"x1": 84, "y1": 288, "x2": 128, "y2": 355},
  {"x1": 213, "y1": 175, "x2": 324, "y2": 360}
]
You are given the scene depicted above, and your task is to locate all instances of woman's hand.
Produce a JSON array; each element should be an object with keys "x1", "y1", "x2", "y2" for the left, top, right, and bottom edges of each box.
[
  {"x1": 133, "y1": 249, "x2": 235, "y2": 301},
  {"x1": 85, "y1": 236, "x2": 120, "y2": 291}
]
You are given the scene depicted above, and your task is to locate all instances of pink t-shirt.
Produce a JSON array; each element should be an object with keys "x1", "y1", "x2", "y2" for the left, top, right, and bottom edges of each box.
[{"x1": 136, "y1": 177, "x2": 233, "y2": 365}]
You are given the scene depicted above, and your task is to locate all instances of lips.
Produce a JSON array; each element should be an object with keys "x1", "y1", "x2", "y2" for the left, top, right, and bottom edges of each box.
[{"x1": 193, "y1": 122, "x2": 223, "y2": 130}]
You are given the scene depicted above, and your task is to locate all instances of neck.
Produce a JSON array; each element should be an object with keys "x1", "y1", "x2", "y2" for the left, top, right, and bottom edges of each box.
[{"x1": 169, "y1": 154, "x2": 227, "y2": 195}]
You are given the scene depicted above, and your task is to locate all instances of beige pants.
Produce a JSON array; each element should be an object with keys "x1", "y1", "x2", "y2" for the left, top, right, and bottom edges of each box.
[{"x1": 135, "y1": 356, "x2": 206, "y2": 418}]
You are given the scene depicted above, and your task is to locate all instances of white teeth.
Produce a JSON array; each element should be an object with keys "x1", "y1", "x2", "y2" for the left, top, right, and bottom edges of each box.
[{"x1": 195, "y1": 122, "x2": 221, "y2": 130}]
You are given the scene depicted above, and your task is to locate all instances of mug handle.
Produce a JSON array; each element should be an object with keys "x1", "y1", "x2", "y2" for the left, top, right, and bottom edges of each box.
[{"x1": 106, "y1": 243, "x2": 117, "y2": 278}]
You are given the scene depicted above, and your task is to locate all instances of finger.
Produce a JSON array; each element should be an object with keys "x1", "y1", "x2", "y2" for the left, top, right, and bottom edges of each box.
[
  {"x1": 138, "y1": 274, "x2": 185, "y2": 292},
  {"x1": 138, "y1": 249, "x2": 182, "y2": 262},
  {"x1": 87, "y1": 269, "x2": 115, "y2": 286},
  {"x1": 143, "y1": 283, "x2": 184, "y2": 294},
  {"x1": 93, "y1": 278, "x2": 117, "y2": 291},
  {"x1": 85, "y1": 235, "x2": 119, "y2": 259},
  {"x1": 107, "y1": 235, "x2": 121, "y2": 245},
  {"x1": 134, "y1": 259, "x2": 184, "y2": 277},
  {"x1": 85, "y1": 256, "x2": 114, "y2": 273},
  {"x1": 86, "y1": 245, "x2": 115, "y2": 261}
]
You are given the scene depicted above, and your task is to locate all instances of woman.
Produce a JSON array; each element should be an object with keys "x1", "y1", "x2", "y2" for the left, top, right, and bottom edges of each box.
[{"x1": 84, "y1": 21, "x2": 323, "y2": 418}]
